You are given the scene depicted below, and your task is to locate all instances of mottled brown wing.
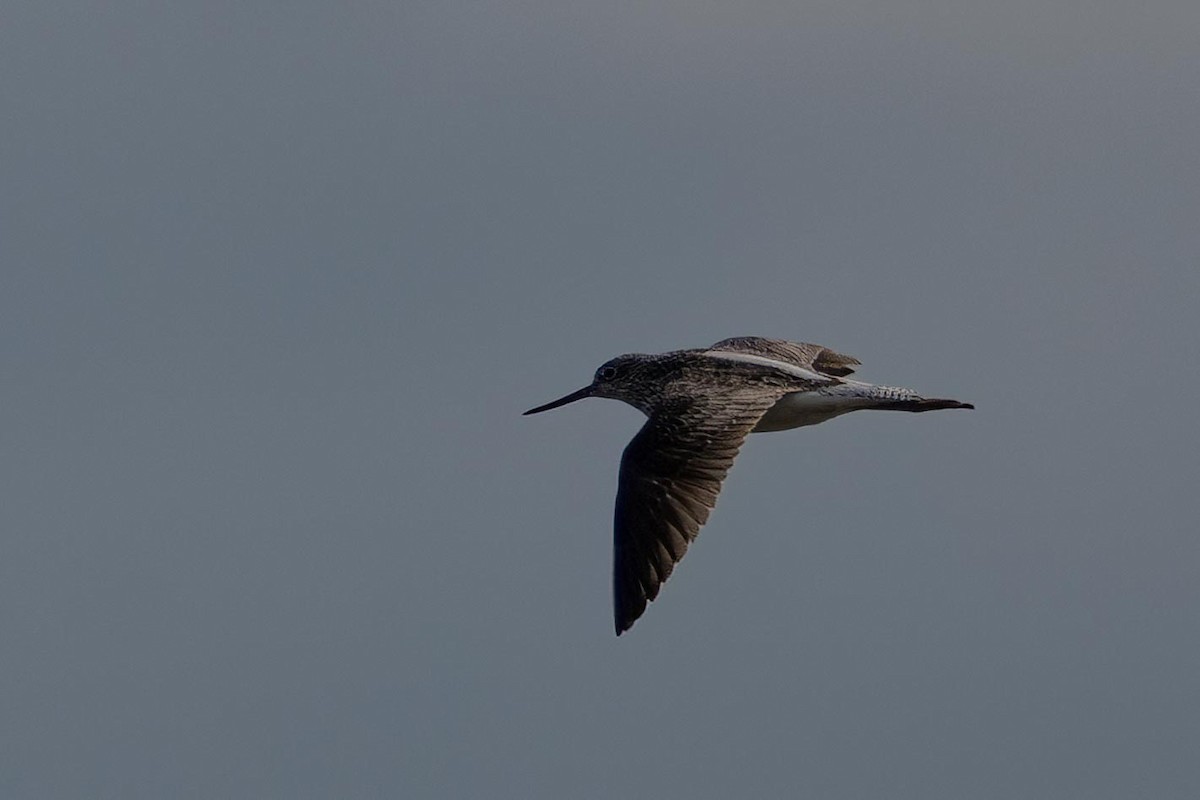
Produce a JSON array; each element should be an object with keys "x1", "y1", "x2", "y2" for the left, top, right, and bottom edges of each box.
[
  {"x1": 613, "y1": 392, "x2": 782, "y2": 635},
  {"x1": 709, "y1": 336, "x2": 861, "y2": 377}
]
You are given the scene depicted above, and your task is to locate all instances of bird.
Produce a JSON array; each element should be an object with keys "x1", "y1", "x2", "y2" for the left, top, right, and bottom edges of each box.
[{"x1": 524, "y1": 336, "x2": 974, "y2": 635}]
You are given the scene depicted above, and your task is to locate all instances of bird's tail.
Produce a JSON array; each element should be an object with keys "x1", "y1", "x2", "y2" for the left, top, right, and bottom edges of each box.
[
  {"x1": 833, "y1": 380, "x2": 975, "y2": 412},
  {"x1": 868, "y1": 396, "x2": 975, "y2": 412}
]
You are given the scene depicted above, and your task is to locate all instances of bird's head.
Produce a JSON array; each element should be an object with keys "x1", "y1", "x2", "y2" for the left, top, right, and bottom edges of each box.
[{"x1": 523, "y1": 354, "x2": 657, "y2": 416}]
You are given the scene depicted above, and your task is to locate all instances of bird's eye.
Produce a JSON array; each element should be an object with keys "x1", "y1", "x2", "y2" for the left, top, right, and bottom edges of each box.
[{"x1": 598, "y1": 365, "x2": 619, "y2": 381}]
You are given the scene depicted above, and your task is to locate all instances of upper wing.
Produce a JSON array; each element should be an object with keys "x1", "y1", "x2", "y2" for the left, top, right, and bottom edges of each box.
[
  {"x1": 613, "y1": 391, "x2": 783, "y2": 635},
  {"x1": 709, "y1": 336, "x2": 860, "y2": 377}
]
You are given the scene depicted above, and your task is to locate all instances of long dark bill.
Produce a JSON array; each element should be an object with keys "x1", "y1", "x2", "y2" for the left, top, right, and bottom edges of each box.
[{"x1": 523, "y1": 385, "x2": 595, "y2": 415}]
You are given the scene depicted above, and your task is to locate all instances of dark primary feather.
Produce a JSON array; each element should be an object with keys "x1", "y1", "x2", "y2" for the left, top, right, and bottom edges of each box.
[{"x1": 612, "y1": 388, "x2": 788, "y2": 635}]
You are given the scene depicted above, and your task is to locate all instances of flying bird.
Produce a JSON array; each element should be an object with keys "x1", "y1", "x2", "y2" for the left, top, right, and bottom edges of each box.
[{"x1": 524, "y1": 336, "x2": 973, "y2": 635}]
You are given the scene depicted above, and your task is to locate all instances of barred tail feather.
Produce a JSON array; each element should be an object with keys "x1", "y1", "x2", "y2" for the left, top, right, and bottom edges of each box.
[{"x1": 869, "y1": 397, "x2": 975, "y2": 412}]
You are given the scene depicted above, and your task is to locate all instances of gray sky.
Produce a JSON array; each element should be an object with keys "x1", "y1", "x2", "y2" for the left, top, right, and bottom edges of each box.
[{"x1": 3, "y1": 1, "x2": 1198, "y2": 797}]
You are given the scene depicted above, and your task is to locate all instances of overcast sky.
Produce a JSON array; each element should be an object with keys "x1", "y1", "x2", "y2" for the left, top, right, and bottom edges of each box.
[{"x1": 3, "y1": 2, "x2": 1198, "y2": 797}]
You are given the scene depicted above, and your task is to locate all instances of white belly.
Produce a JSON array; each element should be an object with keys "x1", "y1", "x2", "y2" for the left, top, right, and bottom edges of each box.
[{"x1": 753, "y1": 392, "x2": 857, "y2": 432}]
